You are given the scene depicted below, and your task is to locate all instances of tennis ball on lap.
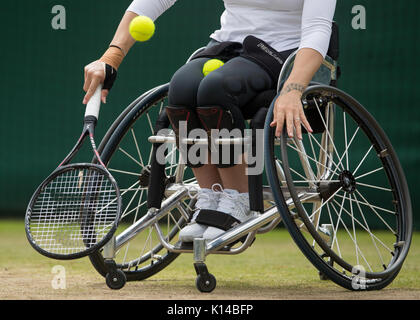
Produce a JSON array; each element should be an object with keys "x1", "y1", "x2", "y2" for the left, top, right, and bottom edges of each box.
[
  {"x1": 203, "y1": 59, "x2": 225, "y2": 76},
  {"x1": 129, "y1": 16, "x2": 155, "y2": 42}
]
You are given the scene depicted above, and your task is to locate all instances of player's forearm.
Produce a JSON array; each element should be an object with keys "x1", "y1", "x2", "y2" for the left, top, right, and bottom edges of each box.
[
  {"x1": 110, "y1": 11, "x2": 138, "y2": 55},
  {"x1": 282, "y1": 48, "x2": 323, "y2": 95},
  {"x1": 99, "y1": 11, "x2": 138, "y2": 70}
]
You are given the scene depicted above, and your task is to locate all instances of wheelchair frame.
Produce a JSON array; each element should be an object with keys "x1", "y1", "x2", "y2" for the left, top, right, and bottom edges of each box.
[{"x1": 99, "y1": 48, "x2": 343, "y2": 291}]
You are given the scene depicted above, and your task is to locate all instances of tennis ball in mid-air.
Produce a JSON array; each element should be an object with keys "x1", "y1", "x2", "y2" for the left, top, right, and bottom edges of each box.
[
  {"x1": 203, "y1": 59, "x2": 224, "y2": 76},
  {"x1": 129, "y1": 16, "x2": 155, "y2": 42}
]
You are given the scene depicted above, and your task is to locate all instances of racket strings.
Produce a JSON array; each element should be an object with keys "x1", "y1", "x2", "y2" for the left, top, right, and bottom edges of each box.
[{"x1": 28, "y1": 167, "x2": 119, "y2": 255}]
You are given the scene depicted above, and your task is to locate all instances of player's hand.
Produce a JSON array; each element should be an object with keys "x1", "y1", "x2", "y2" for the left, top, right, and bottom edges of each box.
[
  {"x1": 83, "y1": 61, "x2": 109, "y2": 104},
  {"x1": 270, "y1": 90, "x2": 313, "y2": 140}
]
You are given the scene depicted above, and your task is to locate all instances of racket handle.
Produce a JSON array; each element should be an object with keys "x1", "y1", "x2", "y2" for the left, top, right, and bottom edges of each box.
[{"x1": 85, "y1": 85, "x2": 102, "y2": 120}]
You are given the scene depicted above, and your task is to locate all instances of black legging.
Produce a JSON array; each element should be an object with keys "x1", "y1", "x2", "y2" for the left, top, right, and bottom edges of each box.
[{"x1": 168, "y1": 56, "x2": 273, "y2": 113}]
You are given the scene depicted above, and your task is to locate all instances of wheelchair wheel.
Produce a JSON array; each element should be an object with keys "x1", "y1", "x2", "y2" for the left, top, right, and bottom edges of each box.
[
  {"x1": 89, "y1": 84, "x2": 196, "y2": 281},
  {"x1": 265, "y1": 84, "x2": 412, "y2": 290}
]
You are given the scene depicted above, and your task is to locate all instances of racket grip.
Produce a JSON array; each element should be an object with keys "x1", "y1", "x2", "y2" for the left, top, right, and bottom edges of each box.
[{"x1": 85, "y1": 85, "x2": 102, "y2": 120}]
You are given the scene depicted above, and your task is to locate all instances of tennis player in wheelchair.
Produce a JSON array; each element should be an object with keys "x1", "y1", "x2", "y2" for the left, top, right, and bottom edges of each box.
[{"x1": 82, "y1": 0, "x2": 337, "y2": 243}]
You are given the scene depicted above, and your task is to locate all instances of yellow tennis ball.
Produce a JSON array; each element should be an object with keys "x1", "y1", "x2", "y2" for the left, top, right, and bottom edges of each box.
[
  {"x1": 129, "y1": 16, "x2": 155, "y2": 42},
  {"x1": 203, "y1": 59, "x2": 224, "y2": 76}
]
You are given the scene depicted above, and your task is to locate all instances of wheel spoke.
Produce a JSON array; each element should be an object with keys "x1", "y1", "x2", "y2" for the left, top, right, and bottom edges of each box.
[
  {"x1": 307, "y1": 187, "x2": 343, "y2": 220},
  {"x1": 307, "y1": 132, "x2": 343, "y2": 175},
  {"x1": 120, "y1": 199, "x2": 148, "y2": 220},
  {"x1": 109, "y1": 168, "x2": 141, "y2": 177},
  {"x1": 353, "y1": 145, "x2": 374, "y2": 176},
  {"x1": 351, "y1": 193, "x2": 387, "y2": 269},
  {"x1": 168, "y1": 208, "x2": 183, "y2": 235},
  {"x1": 355, "y1": 167, "x2": 384, "y2": 180},
  {"x1": 307, "y1": 129, "x2": 319, "y2": 177},
  {"x1": 328, "y1": 126, "x2": 360, "y2": 181},
  {"x1": 331, "y1": 197, "x2": 393, "y2": 253},
  {"x1": 330, "y1": 192, "x2": 347, "y2": 255},
  {"x1": 349, "y1": 193, "x2": 359, "y2": 265},
  {"x1": 356, "y1": 182, "x2": 392, "y2": 192},
  {"x1": 287, "y1": 142, "x2": 340, "y2": 178},
  {"x1": 326, "y1": 203, "x2": 342, "y2": 258},
  {"x1": 159, "y1": 101, "x2": 164, "y2": 114},
  {"x1": 119, "y1": 147, "x2": 145, "y2": 169},
  {"x1": 135, "y1": 227, "x2": 154, "y2": 269},
  {"x1": 354, "y1": 190, "x2": 397, "y2": 234},
  {"x1": 120, "y1": 187, "x2": 147, "y2": 192},
  {"x1": 146, "y1": 112, "x2": 154, "y2": 135},
  {"x1": 121, "y1": 185, "x2": 142, "y2": 219},
  {"x1": 277, "y1": 159, "x2": 315, "y2": 184},
  {"x1": 131, "y1": 128, "x2": 145, "y2": 168},
  {"x1": 313, "y1": 98, "x2": 345, "y2": 171},
  {"x1": 344, "y1": 112, "x2": 349, "y2": 171},
  {"x1": 330, "y1": 201, "x2": 373, "y2": 272},
  {"x1": 334, "y1": 193, "x2": 396, "y2": 216},
  {"x1": 122, "y1": 189, "x2": 145, "y2": 266}
]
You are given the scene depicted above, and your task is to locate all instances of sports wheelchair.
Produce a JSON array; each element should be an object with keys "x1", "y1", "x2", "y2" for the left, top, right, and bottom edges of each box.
[{"x1": 88, "y1": 26, "x2": 413, "y2": 292}]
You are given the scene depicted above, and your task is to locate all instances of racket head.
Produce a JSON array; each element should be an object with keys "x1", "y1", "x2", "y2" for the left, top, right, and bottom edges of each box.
[{"x1": 25, "y1": 163, "x2": 121, "y2": 260}]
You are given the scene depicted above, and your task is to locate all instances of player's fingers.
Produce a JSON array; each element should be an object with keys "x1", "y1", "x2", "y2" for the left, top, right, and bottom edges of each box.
[
  {"x1": 275, "y1": 111, "x2": 285, "y2": 137},
  {"x1": 101, "y1": 89, "x2": 109, "y2": 104},
  {"x1": 270, "y1": 104, "x2": 278, "y2": 128},
  {"x1": 300, "y1": 110, "x2": 313, "y2": 134},
  {"x1": 270, "y1": 111, "x2": 277, "y2": 127},
  {"x1": 84, "y1": 78, "x2": 101, "y2": 105},
  {"x1": 270, "y1": 114, "x2": 278, "y2": 128},
  {"x1": 294, "y1": 113, "x2": 303, "y2": 140},
  {"x1": 286, "y1": 112, "x2": 294, "y2": 138},
  {"x1": 83, "y1": 69, "x2": 92, "y2": 94},
  {"x1": 84, "y1": 66, "x2": 88, "y2": 82}
]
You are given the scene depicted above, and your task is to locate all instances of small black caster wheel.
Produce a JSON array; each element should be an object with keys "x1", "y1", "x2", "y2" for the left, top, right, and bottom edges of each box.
[
  {"x1": 106, "y1": 269, "x2": 127, "y2": 290},
  {"x1": 196, "y1": 273, "x2": 216, "y2": 293}
]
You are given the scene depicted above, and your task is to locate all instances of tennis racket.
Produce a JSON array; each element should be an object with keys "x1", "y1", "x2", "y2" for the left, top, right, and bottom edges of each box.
[{"x1": 25, "y1": 85, "x2": 122, "y2": 260}]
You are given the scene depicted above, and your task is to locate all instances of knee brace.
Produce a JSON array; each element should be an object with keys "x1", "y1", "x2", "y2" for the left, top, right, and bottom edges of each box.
[
  {"x1": 165, "y1": 106, "x2": 206, "y2": 168},
  {"x1": 196, "y1": 106, "x2": 245, "y2": 168}
]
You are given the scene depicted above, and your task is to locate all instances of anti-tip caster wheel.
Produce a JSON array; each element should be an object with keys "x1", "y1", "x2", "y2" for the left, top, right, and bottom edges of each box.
[
  {"x1": 196, "y1": 273, "x2": 217, "y2": 293},
  {"x1": 105, "y1": 269, "x2": 127, "y2": 290}
]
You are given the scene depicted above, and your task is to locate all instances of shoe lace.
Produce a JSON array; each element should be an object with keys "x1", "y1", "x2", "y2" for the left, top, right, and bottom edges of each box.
[
  {"x1": 211, "y1": 183, "x2": 249, "y2": 219},
  {"x1": 188, "y1": 187, "x2": 217, "y2": 220}
]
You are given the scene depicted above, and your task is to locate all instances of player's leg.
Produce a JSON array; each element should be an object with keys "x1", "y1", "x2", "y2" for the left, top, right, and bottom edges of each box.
[
  {"x1": 168, "y1": 57, "x2": 222, "y2": 186},
  {"x1": 195, "y1": 56, "x2": 274, "y2": 240},
  {"x1": 167, "y1": 57, "x2": 222, "y2": 242}
]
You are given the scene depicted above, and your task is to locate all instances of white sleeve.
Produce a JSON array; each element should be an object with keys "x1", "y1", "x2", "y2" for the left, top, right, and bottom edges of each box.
[
  {"x1": 126, "y1": 0, "x2": 177, "y2": 21},
  {"x1": 298, "y1": 0, "x2": 337, "y2": 57}
]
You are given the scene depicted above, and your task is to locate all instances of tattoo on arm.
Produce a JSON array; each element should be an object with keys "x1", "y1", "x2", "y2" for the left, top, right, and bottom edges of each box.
[{"x1": 280, "y1": 83, "x2": 306, "y2": 96}]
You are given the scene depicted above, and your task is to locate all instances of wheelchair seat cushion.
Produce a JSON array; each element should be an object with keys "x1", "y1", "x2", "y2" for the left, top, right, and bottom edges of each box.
[
  {"x1": 241, "y1": 89, "x2": 276, "y2": 120},
  {"x1": 195, "y1": 209, "x2": 241, "y2": 231}
]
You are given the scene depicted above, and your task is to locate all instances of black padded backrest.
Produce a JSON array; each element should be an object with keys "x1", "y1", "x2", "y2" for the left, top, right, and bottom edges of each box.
[{"x1": 327, "y1": 22, "x2": 339, "y2": 61}]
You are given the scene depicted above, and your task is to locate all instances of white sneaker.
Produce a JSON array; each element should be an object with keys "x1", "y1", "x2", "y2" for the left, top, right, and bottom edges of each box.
[
  {"x1": 178, "y1": 188, "x2": 220, "y2": 242},
  {"x1": 203, "y1": 189, "x2": 253, "y2": 241}
]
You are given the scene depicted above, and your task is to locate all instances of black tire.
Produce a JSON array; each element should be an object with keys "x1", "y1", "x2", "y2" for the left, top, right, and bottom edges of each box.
[
  {"x1": 106, "y1": 269, "x2": 127, "y2": 290},
  {"x1": 196, "y1": 273, "x2": 217, "y2": 293},
  {"x1": 89, "y1": 84, "x2": 193, "y2": 281},
  {"x1": 265, "y1": 85, "x2": 412, "y2": 290}
]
